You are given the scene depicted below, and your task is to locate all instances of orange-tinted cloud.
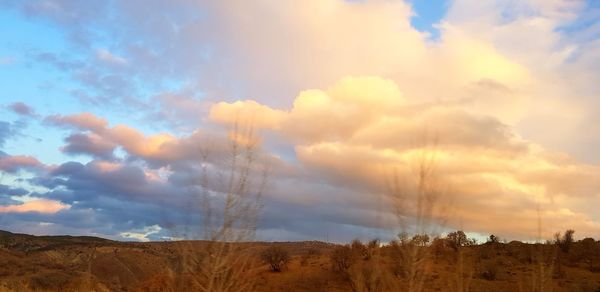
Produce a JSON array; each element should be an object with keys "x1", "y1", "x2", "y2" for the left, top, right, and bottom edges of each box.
[
  {"x1": 46, "y1": 112, "x2": 109, "y2": 132},
  {"x1": 15, "y1": 0, "x2": 597, "y2": 241},
  {"x1": 0, "y1": 199, "x2": 70, "y2": 214},
  {"x1": 0, "y1": 154, "x2": 43, "y2": 173},
  {"x1": 209, "y1": 76, "x2": 600, "y2": 239}
]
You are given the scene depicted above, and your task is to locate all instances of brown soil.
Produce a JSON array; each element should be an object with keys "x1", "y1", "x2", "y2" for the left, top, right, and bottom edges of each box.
[{"x1": 0, "y1": 230, "x2": 599, "y2": 291}]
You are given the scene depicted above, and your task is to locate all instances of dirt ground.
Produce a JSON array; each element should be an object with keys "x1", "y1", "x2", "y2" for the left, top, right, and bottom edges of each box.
[{"x1": 1, "y1": 230, "x2": 599, "y2": 291}]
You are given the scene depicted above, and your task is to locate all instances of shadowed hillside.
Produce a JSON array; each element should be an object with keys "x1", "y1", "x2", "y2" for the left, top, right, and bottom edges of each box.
[{"x1": 0, "y1": 230, "x2": 599, "y2": 291}]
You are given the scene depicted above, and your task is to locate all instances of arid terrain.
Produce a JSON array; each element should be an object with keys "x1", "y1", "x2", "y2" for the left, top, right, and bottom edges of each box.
[{"x1": 0, "y1": 230, "x2": 599, "y2": 291}]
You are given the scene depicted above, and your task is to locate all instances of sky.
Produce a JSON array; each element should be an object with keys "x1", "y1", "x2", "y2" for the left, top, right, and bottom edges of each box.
[{"x1": 0, "y1": 0, "x2": 599, "y2": 243}]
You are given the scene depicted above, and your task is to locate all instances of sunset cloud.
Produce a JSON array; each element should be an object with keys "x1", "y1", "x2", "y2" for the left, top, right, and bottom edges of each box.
[
  {"x1": 0, "y1": 153, "x2": 43, "y2": 173},
  {"x1": 46, "y1": 112, "x2": 109, "y2": 132},
  {"x1": 0, "y1": 0, "x2": 598, "y2": 242},
  {"x1": 210, "y1": 76, "x2": 600, "y2": 239},
  {"x1": 0, "y1": 199, "x2": 70, "y2": 214}
]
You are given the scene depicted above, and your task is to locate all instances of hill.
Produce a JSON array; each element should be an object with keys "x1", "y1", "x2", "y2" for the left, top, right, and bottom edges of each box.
[{"x1": 0, "y1": 230, "x2": 598, "y2": 291}]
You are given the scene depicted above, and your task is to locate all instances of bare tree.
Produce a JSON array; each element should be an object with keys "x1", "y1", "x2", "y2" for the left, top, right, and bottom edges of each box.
[
  {"x1": 164, "y1": 120, "x2": 269, "y2": 292},
  {"x1": 410, "y1": 234, "x2": 430, "y2": 247},
  {"x1": 487, "y1": 234, "x2": 500, "y2": 244},
  {"x1": 555, "y1": 229, "x2": 575, "y2": 253},
  {"x1": 446, "y1": 231, "x2": 469, "y2": 251},
  {"x1": 387, "y1": 135, "x2": 447, "y2": 292},
  {"x1": 196, "y1": 121, "x2": 268, "y2": 292},
  {"x1": 330, "y1": 244, "x2": 356, "y2": 272}
]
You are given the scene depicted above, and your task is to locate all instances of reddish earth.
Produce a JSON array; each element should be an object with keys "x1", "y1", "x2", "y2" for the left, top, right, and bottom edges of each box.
[{"x1": 0, "y1": 230, "x2": 599, "y2": 291}]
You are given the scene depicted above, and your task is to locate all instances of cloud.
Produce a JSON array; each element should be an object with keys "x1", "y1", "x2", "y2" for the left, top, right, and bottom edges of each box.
[
  {"x1": 119, "y1": 225, "x2": 161, "y2": 242},
  {"x1": 147, "y1": 92, "x2": 209, "y2": 130},
  {"x1": 442, "y1": 0, "x2": 600, "y2": 162},
  {"x1": 34, "y1": 52, "x2": 84, "y2": 71},
  {"x1": 44, "y1": 160, "x2": 173, "y2": 204},
  {"x1": 61, "y1": 133, "x2": 116, "y2": 160},
  {"x1": 0, "y1": 184, "x2": 29, "y2": 197},
  {"x1": 0, "y1": 152, "x2": 43, "y2": 173},
  {"x1": 4, "y1": 0, "x2": 596, "y2": 161},
  {"x1": 46, "y1": 112, "x2": 109, "y2": 132},
  {"x1": 45, "y1": 112, "x2": 238, "y2": 167},
  {"x1": 5, "y1": 85, "x2": 598, "y2": 241},
  {"x1": 96, "y1": 48, "x2": 127, "y2": 66},
  {"x1": 0, "y1": 184, "x2": 28, "y2": 205},
  {"x1": 209, "y1": 76, "x2": 600, "y2": 239},
  {"x1": 2, "y1": 0, "x2": 530, "y2": 114},
  {"x1": 0, "y1": 199, "x2": 70, "y2": 214},
  {"x1": 0, "y1": 119, "x2": 32, "y2": 147},
  {"x1": 1, "y1": 0, "x2": 598, "y2": 242},
  {"x1": 0, "y1": 122, "x2": 11, "y2": 147},
  {"x1": 8, "y1": 102, "x2": 36, "y2": 117},
  {"x1": 31, "y1": 50, "x2": 138, "y2": 107}
]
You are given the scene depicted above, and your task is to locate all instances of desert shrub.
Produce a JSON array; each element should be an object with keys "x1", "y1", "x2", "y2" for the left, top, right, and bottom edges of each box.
[
  {"x1": 365, "y1": 239, "x2": 380, "y2": 260},
  {"x1": 351, "y1": 239, "x2": 369, "y2": 260},
  {"x1": 446, "y1": 231, "x2": 469, "y2": 251},
  {"x1": 430, "y1": 236, "x2": 447, "y2": 259},
  {"x1": 411, "y1": 234, "x2": 430, "y2": 246},
  {"x1": 554, "y1": 229, "x2": 575, "y2": 253},
  {"x1": 331, "y1": 245, "x2": 356, "y2": 271},
  {"x1": 388, "y1": 237, "x2": 431, "y2": 285},
  {"x1": 367, "y1": 239, "x2": 380, "y2": 250},
  {"x1": 343, "y1": 239, "x2": 391, "y2": 291},
  {"x1": 578, "y1": 238, "x2": 599, "y2": 271},
  {"x1": 568, "y1": 237, "x2": 592, "y2": 264},
  {"x1": 487, "y1": 234, "x2": 500, "y2": 243},
  {"x1": 260, "y1": 246, "x2": 290, "y2": 272},
  {"x1": 397, "y1": 232, "x2": 410, "y2": 245},
  {"x1": 580, "y1": 237, "x2": 595, "y2": 245},
  {"x1": 479, "y1": 259, "x2": 499, "y2": 281},
  {"x1": 387, "y1": 240, "x2": 404, "y2": 277},
  {"x1": 347, "y1": 259, "x2": 393, "y2": 292},
  {"x1": 345, "y1": 239, "x2": 381, "y2": 261}
]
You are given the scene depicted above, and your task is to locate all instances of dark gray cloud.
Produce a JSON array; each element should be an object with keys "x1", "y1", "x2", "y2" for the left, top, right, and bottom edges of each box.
[
  {"x1": 0, "y1": 184, "x2": 29, "y2": 197},
  {"x1": 0, "y1": 184, "x2": 28, "y2": 205},
  {"x1": 3, "y1": 158, "x2": 197, "y2": 239},
  {"x1": 1, "y1": 111, "x2": 411, "y2": 242},
  {"x1": 6, "y1": 143, "x2": 383, "y2": 242}
]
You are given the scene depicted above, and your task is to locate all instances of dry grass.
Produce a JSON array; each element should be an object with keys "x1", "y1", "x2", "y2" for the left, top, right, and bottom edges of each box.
[
  {"x1": 3, "y1": 232, "x2": 600, "y2": 291},
  {"x1": 156, "y1": 121, "x2": 269, "y2": 291}
]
